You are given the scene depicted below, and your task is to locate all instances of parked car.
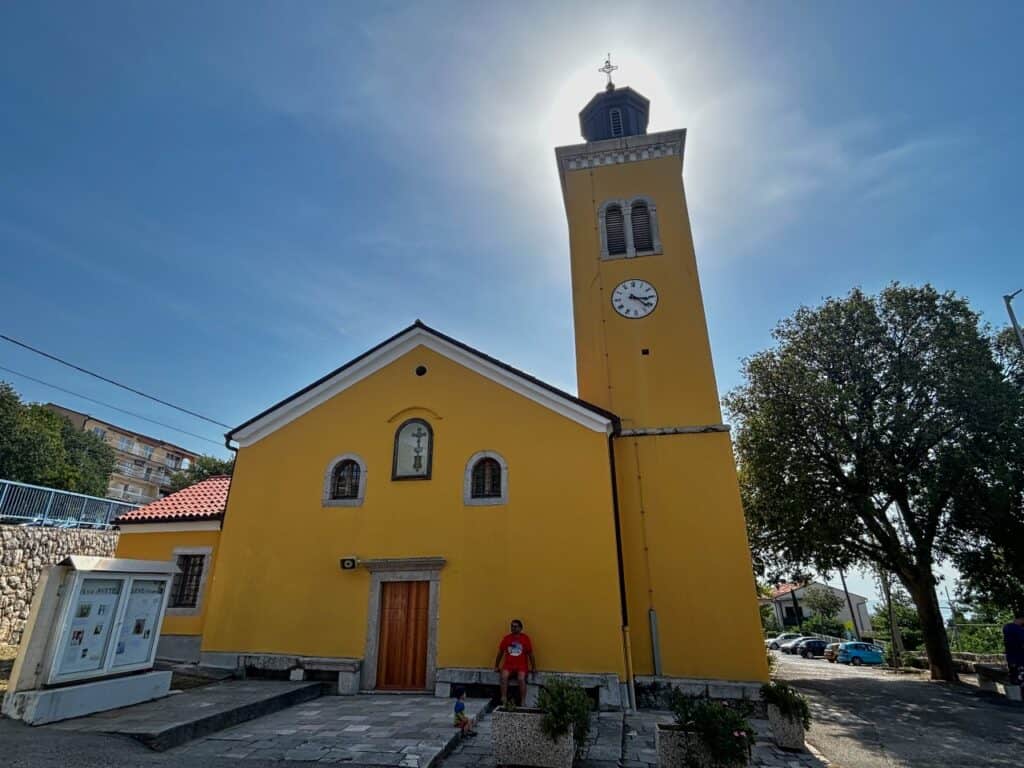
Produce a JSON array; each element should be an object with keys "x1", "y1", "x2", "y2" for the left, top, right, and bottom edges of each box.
[
  {"x1": 797, "y1": 638, "x2": 828, "y2": 658},
  {"x1": 765, "y1": 632, "x2": 803, "y2": 651},
  {"x1": 780, "y1": 636, "x2": 808, "y2": 654},
  {"x1": 823, "y1": 642, "x2": 842, "y2": 663},
  {"x1": 837, "y1": 642, "x2": 885, "y2": 666}
]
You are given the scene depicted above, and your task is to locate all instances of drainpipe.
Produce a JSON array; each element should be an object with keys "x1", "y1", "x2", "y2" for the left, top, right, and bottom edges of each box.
[
  {"x1": 607, "y1": 421, "x2": 637, "y2": 711},
  {"x1": 219, "y1": 434, "x2": 239, "y2": 531}
]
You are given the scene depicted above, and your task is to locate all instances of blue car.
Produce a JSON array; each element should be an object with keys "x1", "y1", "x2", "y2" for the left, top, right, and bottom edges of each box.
[{"x1": 837, "y1": 642, "x2": 884, "y2": 666}]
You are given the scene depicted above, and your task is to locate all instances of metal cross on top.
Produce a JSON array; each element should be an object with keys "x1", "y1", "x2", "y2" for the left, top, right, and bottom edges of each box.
[{"x1": 598, "y1": 54, "x2": 618, "y2": 89}]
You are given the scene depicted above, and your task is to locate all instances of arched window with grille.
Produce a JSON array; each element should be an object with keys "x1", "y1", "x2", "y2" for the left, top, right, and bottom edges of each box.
[
  {"x1": 323, "y1": 453, "x2": 367, "y2": 506},
  {"x1": 464, "y1": 451, "x2": 508, "y2": 506},
  {"x1": 603, "y1": 203, "x2": 627, "y2": 256},
  {"x1": 631, "y1": 200, "x2": 653, "y2": 252}
]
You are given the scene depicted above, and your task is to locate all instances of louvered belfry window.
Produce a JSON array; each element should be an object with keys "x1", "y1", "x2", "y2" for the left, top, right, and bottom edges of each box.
[
  {"x1": 170, "y1": 554, "x2": 204, "y2": 608},
  {"x1": 331, "y1": 459, "x2": 361, "y2": 499},
  {"x1": 471, "y1": 457, "x2": 502, "y2": 499},
  {"x1": 632, "y1": 201, "x2": 653, "y2": 252},
  {"x1": 609, "y1": 108, "x2": 624, "y2": 137},
  {"x1": 605, "y1": 204, "x2": 627, "y2": 255}
]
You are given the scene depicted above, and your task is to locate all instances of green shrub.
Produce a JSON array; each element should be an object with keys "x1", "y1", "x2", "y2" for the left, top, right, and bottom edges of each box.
[
  {"x1": 760, "y1": 681, "x2": 811, "y2": 730},
  {"x1": 800, "y1": 614, "x2": 845, "y2": 638},
  {"x1": 668, "y1": 690, "x2": 755, "y2": 767},
  {"x1": 538, "y1": 678, "x2": 592, "y2": 754}
]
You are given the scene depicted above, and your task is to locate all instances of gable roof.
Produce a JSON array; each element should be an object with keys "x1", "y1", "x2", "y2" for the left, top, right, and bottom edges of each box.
[
  {"x1": 228, "y1": 321, "x2": 618, "y2": 447},
  {"x1": 115, "y1": 475, "x2": 230, "y2": 525},
  {"x1": 770, "y1": 581, "x2": 868, "y2": 603}
]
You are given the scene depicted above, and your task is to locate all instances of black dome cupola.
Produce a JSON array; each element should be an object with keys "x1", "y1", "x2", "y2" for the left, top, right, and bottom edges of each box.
[{"x1": 578, "y1": 57, "x2": 649, "y2": 142}]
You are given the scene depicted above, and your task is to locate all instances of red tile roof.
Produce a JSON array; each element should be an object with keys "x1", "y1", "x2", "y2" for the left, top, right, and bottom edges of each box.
[
  {"x1": 770, "y1": 582, "x2": 805, "y2": 599},
  {"x1": 115, "y1": 475, "x2": 230, "y2": 524}
]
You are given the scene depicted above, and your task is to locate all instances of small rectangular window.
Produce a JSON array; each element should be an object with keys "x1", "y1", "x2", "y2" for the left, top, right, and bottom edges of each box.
[
  {"x1": 609, "y1": 108, "x2": 623, "y2": 137},
  {"x1": 118, "y1": 436, "x2": 134, "y2": 452},
  {"x1": 170, "y1": 554, "x2": 206, "y2": 608}
]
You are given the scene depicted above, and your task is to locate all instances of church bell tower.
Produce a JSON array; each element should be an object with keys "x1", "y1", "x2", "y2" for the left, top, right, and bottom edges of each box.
[{"x1": 556, "y1": 64, "x2": 767, "y2": 684}]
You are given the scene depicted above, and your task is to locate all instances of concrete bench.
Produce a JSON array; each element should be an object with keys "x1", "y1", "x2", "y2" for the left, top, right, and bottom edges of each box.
[
  {"x1": 976, "y1": 664, "x2": 1022, "y2": 702},
  {"x1": 434, "y1": 667, "x2": 624, "y2": 710}
]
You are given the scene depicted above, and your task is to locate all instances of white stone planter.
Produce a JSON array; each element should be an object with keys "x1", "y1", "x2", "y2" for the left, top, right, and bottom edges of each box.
[
  {"x1": 655, "y1": 724, "x2": 721, "y2": 768},
  {"x1": 767, "y1": 704, "x2": 805, "y2": 751},
  {"x1": 491, "y1": 707, "x2": 574, "y2": 768}
]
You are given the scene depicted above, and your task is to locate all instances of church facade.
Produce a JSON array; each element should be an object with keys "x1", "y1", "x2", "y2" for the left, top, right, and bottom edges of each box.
[{"x1": 115, "y1": 81, "x2": 767, "y2": 705}]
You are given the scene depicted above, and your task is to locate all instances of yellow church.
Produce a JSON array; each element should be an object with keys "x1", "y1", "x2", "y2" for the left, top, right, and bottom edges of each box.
[{"x1": 115, "y1": 76, "x2": 767, "y2": 708}]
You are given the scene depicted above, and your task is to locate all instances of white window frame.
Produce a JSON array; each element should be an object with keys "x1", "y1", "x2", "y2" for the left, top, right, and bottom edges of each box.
[
  {"x1": 118, "y1": 436, "x2": 134, "y2": 452},
  {"x1": 166, "y1": 547, "x2": 214, "y2": 616},
  {"x1": 322, "y1": 453, "x2": 368, "y2": 507},
  {"x1": 597, "y1": 196, "x2": 662, "y2": 260},
  {"x1": 463, "y1": 450, "x2": 509, "y2": 506}
]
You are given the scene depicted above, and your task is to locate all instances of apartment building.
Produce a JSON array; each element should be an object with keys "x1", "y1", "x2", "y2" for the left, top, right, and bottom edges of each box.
[{"x1": 45, "y1": 404, "x2": 198, "y2": 505}]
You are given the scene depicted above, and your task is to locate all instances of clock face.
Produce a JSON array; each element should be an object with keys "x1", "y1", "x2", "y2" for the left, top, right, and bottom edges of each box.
[{"x1": 612, "y1": 279, "x2": 658, "y2": 318}]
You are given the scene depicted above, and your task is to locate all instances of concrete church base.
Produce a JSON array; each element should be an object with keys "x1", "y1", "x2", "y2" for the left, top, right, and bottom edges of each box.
[
  {"x1": 2, "y1": 670, "x2": 172, "y2": 725},
  {"x1": 635, "y1": 675, "x2": 766, "y2": 716}
]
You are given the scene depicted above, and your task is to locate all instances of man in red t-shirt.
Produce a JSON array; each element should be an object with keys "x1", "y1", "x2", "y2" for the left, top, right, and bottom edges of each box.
[{"x1": 494, "y1": 619, "x2": 536, "y2": 706}]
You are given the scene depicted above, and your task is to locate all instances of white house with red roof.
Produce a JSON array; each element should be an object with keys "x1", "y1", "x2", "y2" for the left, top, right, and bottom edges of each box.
[{"x1": 764, "y1": 581, "x2": 873, "y2": 637}]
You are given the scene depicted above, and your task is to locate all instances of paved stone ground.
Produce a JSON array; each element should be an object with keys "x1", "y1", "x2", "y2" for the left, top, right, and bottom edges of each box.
[
  {"x1": 170, "y1": 694, "x2": 489, "y2": 765},
  {"x1": 49, "y1": 680, "x2": 320, "y2": 741},
  {"x1": 774, "y1": 651, "x2": 1023, "y2": 767},
  {"x1": 440, "y1": 708, "x2": 826, "y2": 768}
]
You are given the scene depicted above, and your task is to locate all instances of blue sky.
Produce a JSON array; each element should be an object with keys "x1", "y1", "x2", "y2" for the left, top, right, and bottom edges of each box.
[{"x1": 2, "y1": 2, "x2": 1021, "y2": 609}]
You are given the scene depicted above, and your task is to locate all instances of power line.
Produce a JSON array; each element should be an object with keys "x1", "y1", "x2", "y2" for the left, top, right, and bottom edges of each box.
[
  {"x1": 0, "y1": 333, "x2": 231, "y2": 429},
  {"x1": 0, "y1": 364, "x2": 225, "y2": 448}
]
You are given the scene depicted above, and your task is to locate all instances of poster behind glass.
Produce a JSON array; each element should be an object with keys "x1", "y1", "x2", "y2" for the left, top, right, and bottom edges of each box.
[
  {"x1": 111, "y1": 579, "x2": 166, "y2": 668},
  {"x1": 56, "y1": 578, "x2": 123, "y2": 677}
]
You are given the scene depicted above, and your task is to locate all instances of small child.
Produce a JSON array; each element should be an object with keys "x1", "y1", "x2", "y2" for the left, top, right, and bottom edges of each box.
[{"x1": 453, "y1": 686, "x2": 476, "y2": 736}]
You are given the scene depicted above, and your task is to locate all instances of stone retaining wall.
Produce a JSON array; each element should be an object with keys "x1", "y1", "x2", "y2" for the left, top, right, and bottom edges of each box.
[{"x1": 0, "y1": 524, "x2": 118, "y2": 645}]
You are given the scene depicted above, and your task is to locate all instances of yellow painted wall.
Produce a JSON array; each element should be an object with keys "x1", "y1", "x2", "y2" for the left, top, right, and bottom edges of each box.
[
  {"x1": 562, "y1": 142, "x2": 768, "y2": 683},
  {"x1": 115, "y1": 529, "x2": 221, "y2": 636},
  {"x1": 563, "y1": 151, "x2": 722, "y2": 429},
  {"x1": 614, "y1": 434, "x2": 767, "y2": 681},
  {"x1": 202, "y1": 346, "x2": 627, "y2": 677}
]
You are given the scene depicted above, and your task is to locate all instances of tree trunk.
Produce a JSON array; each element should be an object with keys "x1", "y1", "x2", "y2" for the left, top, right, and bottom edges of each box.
[{"x1": 902, "y1": 570, "x2": 959, "y2": 682}]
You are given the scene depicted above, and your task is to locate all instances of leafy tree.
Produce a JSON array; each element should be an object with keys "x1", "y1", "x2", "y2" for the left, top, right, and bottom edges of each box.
[
  {"x1": 725, "y1": 284, "x2": 1022, "y2": 681},
  {"x1": 948, "y1": 604, "x2": 1011, "y2": 654},
  {"x1": 168, "y1": 454, "x2": 234, "y2": 492},
  {"x1": 948, "y1": 326, "x2": 1024, "y2": 614},
  {"x1": 0, "y1": 384, "x2": 115, "y2": 495},
  {"x1": 59, "y1": 418, "x2": 117, "y2": 496},
  {"x1": 801, "y1": 613, "x2": 845, "y2": 638},
  {"x1": 802, "y1": 585, "x2": 844, "y2": 621},
  {"x1": 872, "y1": 587, "x2": 923, "y2": 652}
]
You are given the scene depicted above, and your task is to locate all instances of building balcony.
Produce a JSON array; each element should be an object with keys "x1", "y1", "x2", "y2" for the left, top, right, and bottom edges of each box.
[{"x1": 107, "y1": 489, "x2": 158, "y2": 505}]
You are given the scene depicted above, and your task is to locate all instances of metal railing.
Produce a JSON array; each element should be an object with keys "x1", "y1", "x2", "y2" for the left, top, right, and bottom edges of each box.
[
  {"x1": 112, "y1": 464, "x2": 171, "y2": 485},
  {"x1": 0, "y1": 479, "x2": 139, "y2": 529}
]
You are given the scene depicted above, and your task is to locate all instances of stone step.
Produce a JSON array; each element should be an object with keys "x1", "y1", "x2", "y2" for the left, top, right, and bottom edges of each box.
[{"x1": 49, "y1": 679, "x2": 324, "y2": 751}]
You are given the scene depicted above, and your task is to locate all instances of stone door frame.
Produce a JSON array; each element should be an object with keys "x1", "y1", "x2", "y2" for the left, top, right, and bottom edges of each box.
[{"x1": 361, "y1": 556, "x2": 445, "y2": 691}]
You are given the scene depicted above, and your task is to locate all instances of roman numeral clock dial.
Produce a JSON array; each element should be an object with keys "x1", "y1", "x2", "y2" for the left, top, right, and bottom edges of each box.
[{"x1": 611, "y1": 279, "x2": 658, "y2": 318}]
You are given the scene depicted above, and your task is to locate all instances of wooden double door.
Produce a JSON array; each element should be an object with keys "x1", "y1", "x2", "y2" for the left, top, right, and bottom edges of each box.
[{"x1": 375, "y1": 580, "x2": 429, "y2": 690}]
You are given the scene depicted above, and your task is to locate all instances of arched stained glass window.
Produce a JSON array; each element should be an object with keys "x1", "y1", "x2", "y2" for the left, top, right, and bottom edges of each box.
[{"x1": 393, "y1": 419, "x2": 433, "y2": 479}]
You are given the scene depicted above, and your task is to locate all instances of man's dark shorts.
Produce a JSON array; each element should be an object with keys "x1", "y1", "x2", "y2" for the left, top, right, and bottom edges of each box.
[{"x1": 1010, "y1": 664, "x2": 1024, "y2": 687}]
